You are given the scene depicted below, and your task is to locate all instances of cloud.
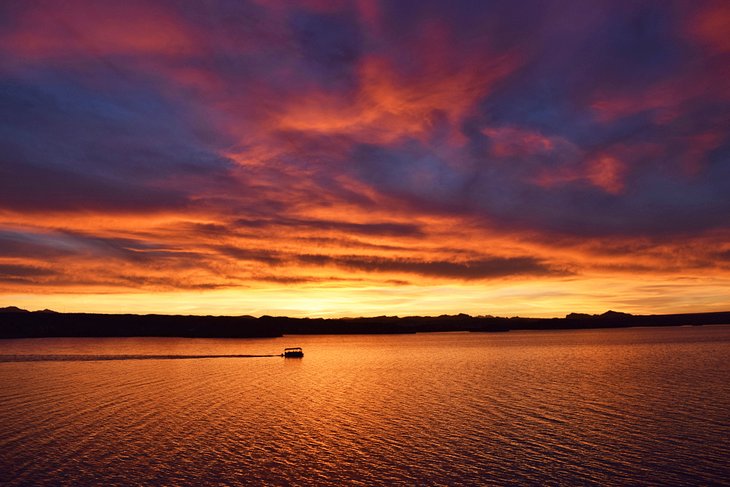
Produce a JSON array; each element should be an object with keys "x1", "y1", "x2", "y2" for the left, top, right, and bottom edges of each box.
[
  {"x1": 296, "y1": 254, "x2": 561, "y2": 280},
  {"x1": 0, "y1": 76, "x2": 233, "y2": 213},
  {"x1": 0, "y1": 230, "x2": 74, "y2": 259},
  {"x1": 4, "y1": 0, "x2": 725, "y2": 235},
  {"x1": 215, "y1": 246, "x2": 283, "y2": 266},
  {"x1": 0, "y1": 264, "x2": 57, "y2": 279},
  {"x1": 0, "y1": 1, "x2": 728, "y2": 313},
  {"x1": 234, "y1": 217, "x2": 424, "y2": 238}
]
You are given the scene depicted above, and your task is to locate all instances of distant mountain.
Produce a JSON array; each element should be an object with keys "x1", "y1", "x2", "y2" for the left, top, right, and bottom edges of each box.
[
  {"x1": 566, "y1": 312, "x2": 595, "y2": 319},
  {"x1": 600, "y1": 310, "x2": 633, "y2": 318},
  {"x1": 567, "y1": 310, "x2": 634, "y2": 319},
  {"x1": 0, "y1": 306, "x2": 29, "y2": 313},
  {"x1": 0, "y1": 307, "x2": 58, "y2": 314}
]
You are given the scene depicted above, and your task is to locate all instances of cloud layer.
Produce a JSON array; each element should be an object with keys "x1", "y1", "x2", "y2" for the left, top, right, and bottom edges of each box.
[{"x1": 0, "y1": 0, "x2": 728, "y2": 316}]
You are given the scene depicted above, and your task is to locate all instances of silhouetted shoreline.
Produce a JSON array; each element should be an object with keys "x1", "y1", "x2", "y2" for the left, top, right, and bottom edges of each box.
[{"x1": 0, "y1": 307, "x2": 728, "y2": 339}]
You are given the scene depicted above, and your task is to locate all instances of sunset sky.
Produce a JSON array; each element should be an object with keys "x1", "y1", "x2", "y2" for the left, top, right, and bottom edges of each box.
[{"x1": 1, "y1": 0, "x2": 728, "y2": 317}]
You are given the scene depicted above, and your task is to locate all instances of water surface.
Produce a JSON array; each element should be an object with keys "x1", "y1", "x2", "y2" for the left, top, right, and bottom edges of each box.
[{"x1": 1, "y1": 326, "x2": 729, "y2": 485}]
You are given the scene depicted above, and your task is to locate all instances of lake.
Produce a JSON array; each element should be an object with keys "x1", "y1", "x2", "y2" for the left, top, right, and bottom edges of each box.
[{"x1": 1, "y1": 326, "x2": 728, "y2": 485}]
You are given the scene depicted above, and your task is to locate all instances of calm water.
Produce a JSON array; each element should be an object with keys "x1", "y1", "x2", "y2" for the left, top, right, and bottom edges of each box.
[{"x1": 1, "y1": 326, "x2": 728, "y2": 486}]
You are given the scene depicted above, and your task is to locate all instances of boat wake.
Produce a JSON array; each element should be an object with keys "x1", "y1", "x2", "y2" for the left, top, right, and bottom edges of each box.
[{"x1": 0, "y1": 354, "x2": 282, "y2": 363}]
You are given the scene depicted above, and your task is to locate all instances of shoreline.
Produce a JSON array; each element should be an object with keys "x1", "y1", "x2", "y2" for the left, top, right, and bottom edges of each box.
[{"x1": 1, "y1": 309, "x2": 729, "y2": 339}]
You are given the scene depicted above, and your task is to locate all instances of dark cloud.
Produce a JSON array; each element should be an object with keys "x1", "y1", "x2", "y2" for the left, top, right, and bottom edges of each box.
[
  {"x1": 0, "y1": 230, "x2": 71, "y2": 259},
  {"x1": 0, "y1": 264, "x2": 57, "y2": 278},
  {"x1": 289, "y1": 8, "x2": 363, "y2": 89},
  {"x1": 215, "y1": 246, "x2": 283, "y2": 266},
  {"x1": 714, "y1": 250, "x2": 730, "y2": 262},
  {"x1": 51, "y1": 231, "x2": 201, "y2": 263},
  {"x1": 296, "y1": 254, "x2": 560, "y2": 280},
  {"x1": 0, "y1": 229, "x2": 207, "y2": 268},
  {"x1": 234, "y1": 217, "x2": 424, "y2": 238},
  {"x1": 103, "y1": 274, "x2": 226, "y2": 291},
  {"x1": 0, "y1": 158, "x2": 188, "y2": 212},
  {"x1": 0, "y1": 75, "x2": 232, "y2": 212}
]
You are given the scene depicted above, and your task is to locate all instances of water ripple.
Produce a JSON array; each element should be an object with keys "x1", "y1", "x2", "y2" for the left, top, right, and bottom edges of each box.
[{"x1": 1, "y1": 327, "x2": 729, "y2": 485}]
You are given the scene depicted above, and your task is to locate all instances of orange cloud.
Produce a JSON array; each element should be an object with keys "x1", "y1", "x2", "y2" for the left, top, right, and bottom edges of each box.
[{"x1": 276, "y1": 52, "x2": 519, "y2": 145}]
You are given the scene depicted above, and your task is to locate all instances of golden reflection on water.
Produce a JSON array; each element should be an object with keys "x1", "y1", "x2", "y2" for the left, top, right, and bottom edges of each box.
[{"x1": 0, "y1": 326, "x2": 729, "y2": 485}]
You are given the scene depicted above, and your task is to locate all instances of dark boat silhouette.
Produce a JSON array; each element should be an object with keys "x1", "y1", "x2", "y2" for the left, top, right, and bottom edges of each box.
[{"x1": 283, "y1": 347, "x2": 303, "y2": 358}]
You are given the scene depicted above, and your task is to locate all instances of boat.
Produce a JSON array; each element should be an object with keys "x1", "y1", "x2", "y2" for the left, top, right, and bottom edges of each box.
[{"x1": 283, "y1": 347, "x2": 304, "y2": 358}]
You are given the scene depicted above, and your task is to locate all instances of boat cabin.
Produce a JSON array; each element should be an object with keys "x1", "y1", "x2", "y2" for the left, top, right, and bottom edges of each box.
[{"x1": 283, "y1": 347, "x2": 304, "y2": 358}]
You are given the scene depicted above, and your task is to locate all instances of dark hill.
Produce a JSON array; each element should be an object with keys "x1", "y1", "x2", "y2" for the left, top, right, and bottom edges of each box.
[
  {"x1": 0, "y1": 309, "x2": 728, "y2": 339},
  {"x1": 0, "y1": 306, "x2": 30, "y2": 313},
  {"x1": 0, "y1": 312, "x2": 282, "y2": 338}
]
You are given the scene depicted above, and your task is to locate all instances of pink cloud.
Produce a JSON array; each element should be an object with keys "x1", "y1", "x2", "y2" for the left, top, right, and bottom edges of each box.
[{"x1": 2, "y1": 2, "x2": 199, "y2": 60}]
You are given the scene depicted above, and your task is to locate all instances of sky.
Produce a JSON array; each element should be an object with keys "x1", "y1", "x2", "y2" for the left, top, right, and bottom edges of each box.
[{"x1": 0, "y1": 0, "x2": 729, "y2": 317}]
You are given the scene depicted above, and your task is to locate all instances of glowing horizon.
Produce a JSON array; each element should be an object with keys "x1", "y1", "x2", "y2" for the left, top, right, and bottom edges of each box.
[{"x1": 1, "y1": 1, "x2": 728, "y2": 318}]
